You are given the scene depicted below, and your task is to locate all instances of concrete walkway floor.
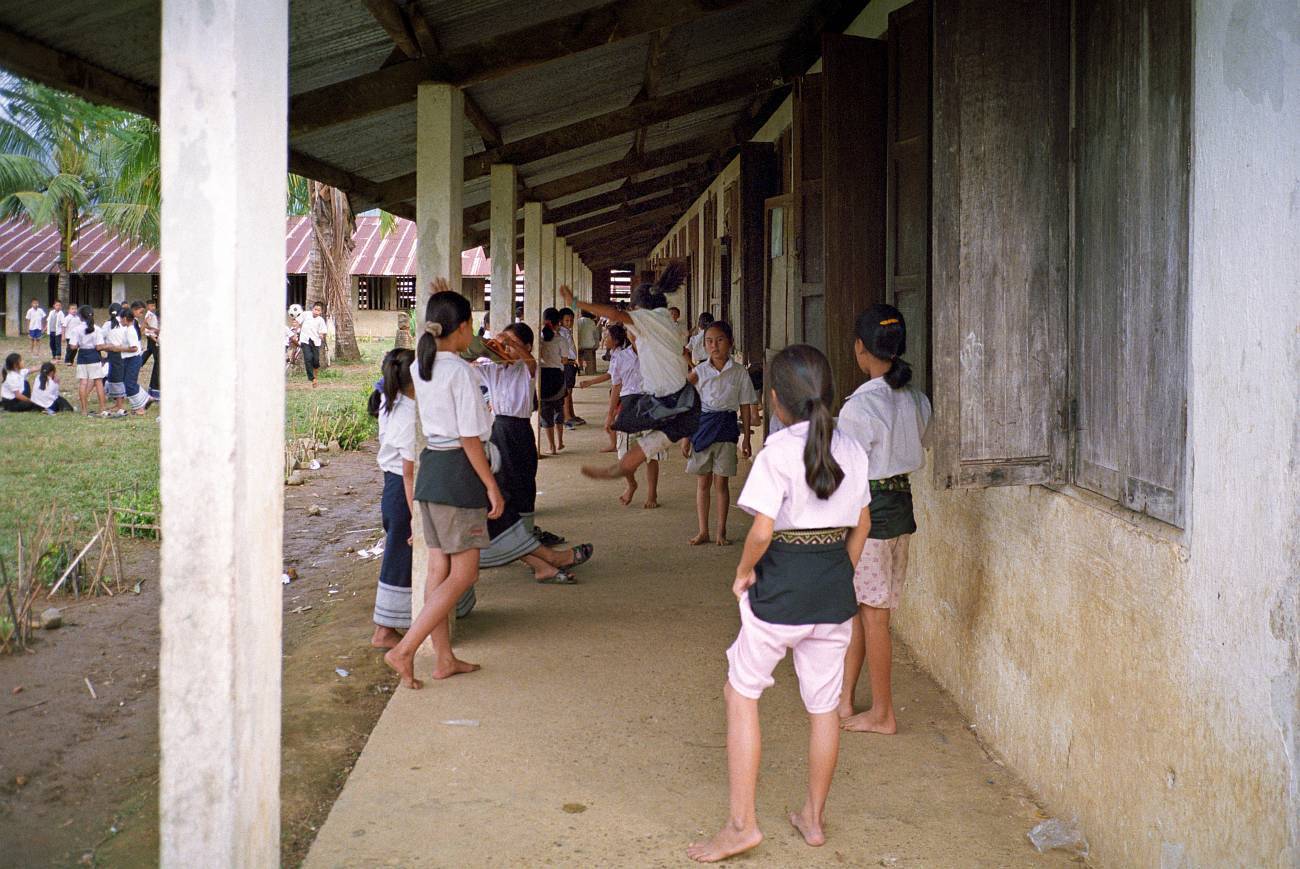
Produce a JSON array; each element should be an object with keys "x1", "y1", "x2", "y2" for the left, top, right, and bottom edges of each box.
[{"x1": 306, "y1": 391, "x2": 1080, "y2": 868}]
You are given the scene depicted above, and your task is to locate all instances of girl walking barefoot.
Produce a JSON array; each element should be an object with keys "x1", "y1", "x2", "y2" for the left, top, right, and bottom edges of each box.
[
  {"x1": 836, "y1": 305, "x2": 931, "y2": 735},
  {"x1": 683, "y1": 321, "x2": 758, "y2": 546},
  {"x1": 383, "y1": 282, "x2": 505, "y2": 689},
  {"x1": 688, "y1": 345, "x2": 873, "y2": 863},
  {"x1": 369, "y1": 349, "x2": 418, "y2": 649}
]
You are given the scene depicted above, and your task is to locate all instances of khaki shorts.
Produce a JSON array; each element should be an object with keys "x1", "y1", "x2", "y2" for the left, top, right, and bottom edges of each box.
[
  {"x1": 617, "y1": 430, "x2": 666, "y2": 462},
  {"x1": 417, "y1": 502, "x2": 489, "y2": 554},
  {"x1": 853, "y1": 535, "x2": 911, "y2": 609},
  {"x1": 687, "y1": 440, "x2": 738, "y2": 477},
  {"x1": 76, "y1": 362, "x2": 105, "y2": 380}
]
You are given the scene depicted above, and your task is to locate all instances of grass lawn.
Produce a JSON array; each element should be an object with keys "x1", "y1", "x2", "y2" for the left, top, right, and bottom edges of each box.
[{"x1": 0, "y1": 335, "x2": 391, "y2": 573}]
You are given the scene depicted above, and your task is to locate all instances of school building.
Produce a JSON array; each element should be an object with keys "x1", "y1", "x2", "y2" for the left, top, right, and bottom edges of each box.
[{"x1": 0, "y1": 0, "x2": 1294, "y2": 866}]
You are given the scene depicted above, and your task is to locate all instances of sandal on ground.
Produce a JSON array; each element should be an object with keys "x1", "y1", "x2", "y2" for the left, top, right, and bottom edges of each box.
[
  {"x1": 537, "y1": 569, "x2": 577, "y2": 585},
  {"x1": 569, "y1": 543, "x2": 594, "y2": 567},
  {"x1": 534, "y1": 528, "x2": 565, "y2": 546}
]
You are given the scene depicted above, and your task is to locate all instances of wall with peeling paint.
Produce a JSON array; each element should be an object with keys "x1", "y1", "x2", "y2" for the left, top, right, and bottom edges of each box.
[{"x1": 897, "y1": 1, "x2": 1300, "y2": 865}]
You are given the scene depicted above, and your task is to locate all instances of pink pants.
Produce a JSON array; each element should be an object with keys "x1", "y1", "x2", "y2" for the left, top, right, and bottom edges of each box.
[{"x1": 726, "y1": 593, "x2": 853, "y2": 714}]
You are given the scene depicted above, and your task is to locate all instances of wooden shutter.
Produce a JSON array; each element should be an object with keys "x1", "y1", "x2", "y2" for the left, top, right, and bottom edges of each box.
[
  {"x1": 886, "y1": 0, "x2": 932, "y2": 396},
  {"x1": 792, "y1": 73, "x2": 825, "y2": 351},
  {"x1": 821, "y1": 33, "x2": 888, "y2": 403},
  {"x1": 738, "y1": 143, "x2": 777, "y2": 365},
  {"x1": 1075, "y1": 0, "x2": 1189, "y2": 524},
  {"x1": 931, "y1": 0, "x2": 1070, "y2": 488}
]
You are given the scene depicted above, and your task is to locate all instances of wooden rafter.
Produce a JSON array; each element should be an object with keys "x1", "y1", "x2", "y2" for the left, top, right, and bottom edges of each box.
[
  {"x1": 528, "y1": 130, "x2": 736, "y2": 203},
  {"x1": 568, "y1": 202, "x2": 689, "y2": 246}
]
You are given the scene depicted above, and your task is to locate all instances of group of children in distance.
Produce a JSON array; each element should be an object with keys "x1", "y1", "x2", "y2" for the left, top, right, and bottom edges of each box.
[
  {"x1": 361, "y1": 263, "x2": 931, "y2": 863},
  {"x1": 3, "y1": 298, "x2": 159, "y2": 417}
]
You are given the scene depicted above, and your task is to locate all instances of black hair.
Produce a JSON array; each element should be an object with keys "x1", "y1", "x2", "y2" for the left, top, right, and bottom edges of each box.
[
  {"x1": 78, "y1": 305, "x2": 94, "y2": 327},
  {"x1": 129, "y1": 300, "x2": 145, "y2": 311},
  {"x1": 769, "y1": 344, "x2": 844, "y2": 500},
  {"x1": 697, "y1": 311, "x2": 715, "y2": 329},
  {"x1": 380, "y1": 348, "x2": 414, "y2": 416},
  {"x1": 854, "y1": 303, "x2": 911, "y2": 389},
  {"x1": 630, "y1": 260, "x2": 686, "y2": 310},
  {"x1": 502, "y1": 321, "x2": 534, "y2": 348},
  {"x1": 541, "y1": 306, "x2": 560, "y2": 342},
  {"x1": 416, "y1": 289, "x2": 472, "y2": 380},
  {"x1": 118, "y1": 307, "x2": 135, "y2": 323},
  {"x1": 704, "y1": 319, "x2": 733, "y2": 345},
  {"x1": 4, "y1": 352, "x2": 20, "y2": 373},
  {"x1": 606, "y1": 323, "x2": 629, "y2": 348},
  {"x1": 38, "y1": 361, "x2": 55, "y2": 391},
  {"x1": 558, "y1": 307, "x2": 574, "y2": 320},
  {"x1": 669, "y1": 306, "x2": 681, "y2": 316}
]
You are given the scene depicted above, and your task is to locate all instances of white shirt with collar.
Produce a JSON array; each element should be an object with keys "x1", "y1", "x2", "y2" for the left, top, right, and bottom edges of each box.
[
  {"x1": 25, "y1": 307, "x2": 45, "y2": 330},
  {"x1": 1, "y1": 369, "x2": 27, "y2": 400},
  {"x1": 558, "y1": 326, "x2": 577, "y2": 360},
  {"x1": 481, "y1": 360, "x2": 533, "y2": 418},
  {"x1": 119, "y1": 322, "x2": 143, "y2": 358},
  {"x1": 30, "y1": 373, "x2": 61, "y2": 408},
  {"x1": 687, "y1": 331, "x2": 708, "y2": 364},
  {"x1": 376, "y1": 393, "x2": 418, "y2": 475},
  {"x1": 693, "y1": 357, "x2": 759, "y2": 413},
  {"x1": 607, "y1": 345, "x2": 643, "y2": 396},
  {"x1": 299, "y1": 314, "x2": 327, "y2": 346},
  {"x1": 737, "y1": 421, "x2": 872, "y2": 531},
  {"x1": 46, "y1": 309, "x2": 64, "y2": 333},
  {"x1": 412, "y1": 351, "x2": 493, "y2": 449},
  {"x1": 627, "y1": 307, "x2": 687, "y2": 397},
  {"x1": 837, "y1": 377, "x2": 932, "y2": 479}
]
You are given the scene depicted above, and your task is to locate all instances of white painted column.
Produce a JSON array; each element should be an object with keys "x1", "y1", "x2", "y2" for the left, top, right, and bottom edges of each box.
[
  {"x1": 541, "y1": 223, "x2": 557, "y2": 311},
  {"x1": 489, "y1": 164, "x2": 517, "y2": 335},
  {"x1": 523, "y1": 203, "x2": 543, "y2": 328},
  {"x1": 111, "y1": 273, "x2": 127, "y2": 303},
  {"x1": 158, "y1": 0, "x2": 286, "y2": 865},
  {"x1": 4, "y1": 273, "x2": 18, "y2": 337},
  {"x1": 554, "y1": 235, "x2": 568, "y2": 299}
]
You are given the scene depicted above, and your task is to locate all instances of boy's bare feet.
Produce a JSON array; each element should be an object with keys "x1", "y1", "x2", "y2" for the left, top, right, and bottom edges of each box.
[
  {"x1": 370, "y1": 626, "x2": 403, "y2": 650},
  {"x1": 383, "y1": 647, "x2": 423, "y2": 690},
  {"x1": 686, "y1": 822, "x2": 763, "y2": 863},
  {"x1": 431, "y1": 657, "x2": 481, "y2": 680},
  {"x1": 643, "y1": 499, "x2": 659, "y2": 509},
  {"x1": 841, "y1": 708, "x2": 897, "y2": 734},
  {"x1": 689, "y1": 532, "x2": 711, "y2": 545},
  {"x1": 619, "y1": 477, "x2": 638, "y2": 506},
  {"x1": 715, "y1": 536, "x2": 732, "y2": 546},
  {"x1": 788, "y1": 808, "x2": 826, "y2": 847}
]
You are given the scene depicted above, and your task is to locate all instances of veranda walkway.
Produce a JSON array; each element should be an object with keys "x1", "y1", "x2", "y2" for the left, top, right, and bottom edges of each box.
[{"x1": 306, "y1": 390, "x2": 1080, "y2": 868}]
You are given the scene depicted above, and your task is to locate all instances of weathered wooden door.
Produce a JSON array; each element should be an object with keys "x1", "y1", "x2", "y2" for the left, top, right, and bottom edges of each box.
[
  {"x1": 791, "y1": 73, "x2": 824, "y2": 352},
  {"x1": 764, "y1": 194, "x2": 793, "y2": 353}
]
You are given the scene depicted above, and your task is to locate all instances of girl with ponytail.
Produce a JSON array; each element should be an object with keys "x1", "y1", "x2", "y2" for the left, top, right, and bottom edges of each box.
[
  {"x1": 384, "y1": 279, "x2": 504, "y2": 689},
  {"x1": 836, "y1": 303, "x2": 932, "y2": 736},
  {"x1": 370, "y1": 348, "x2": 417, "y2": 649},
  {"x1": 688, "y1": 344, "x2": 873, "y2": 863}
]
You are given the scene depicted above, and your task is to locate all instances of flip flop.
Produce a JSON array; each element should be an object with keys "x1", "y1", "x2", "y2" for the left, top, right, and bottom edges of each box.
[
  {"x1": 537, "y1": 569, "x2": 577, "y2": 585},
  {"x1": 569, "y1": 544, "x2": 594, "y2": 567}
]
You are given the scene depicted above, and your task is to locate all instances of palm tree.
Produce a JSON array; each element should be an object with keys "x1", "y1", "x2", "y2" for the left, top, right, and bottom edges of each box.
[{"x1": 288, "y1": 175, "x2": 362, "y2": 364}]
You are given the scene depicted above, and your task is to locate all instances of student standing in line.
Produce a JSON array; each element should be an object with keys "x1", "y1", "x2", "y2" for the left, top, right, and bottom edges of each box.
[
  {"x1": 687, "y1": 344, "x2": 872, "y2": 864},
  {"x1": 558, "y1": 307, "x2": 584, "y2": 427},
  {"x1": 30, "y1": 362, "x2": 74, "y2": 414},
  {"x1": 687, "y1": 311, "x2": 715, "y2": 365},
  {"x1": 1, "y1": 353, "x2": 37, "y2": 412},
  {"x1": 836, "y1": 305, "x2": 932, "y2": 735},
  {"x1": 45, "y1": 300, "x2": 64, "y2": 361},
  {"x1": 383, "y1": 281, "x2": 504, "y2": 690},
  {"x1": 299, "y1": 301, "x2": 327, "y2": 387},
  {"x1": 24, "y1": 299, "x2": 45, "y2": 354},
  {"x1": 683, "y1": 320, "x2": 758, "y2": 546},
  {"x1": 368, "y1": 348, "x2": 418, "y2": 650},
  {"x1": 70, "y1": 305, "x2": 108, "y2": 416},
  {"x1": 537, "y1": 307, "x2": 567, "y2": 454},
  {"x1": 116, "y1": 306, "x2": 150, "y2": 415}
]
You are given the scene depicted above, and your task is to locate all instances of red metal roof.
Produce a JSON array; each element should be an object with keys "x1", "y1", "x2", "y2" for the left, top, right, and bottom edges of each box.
[{"x1": 0, "y1": 215, "x2": 496, "y2": 278}]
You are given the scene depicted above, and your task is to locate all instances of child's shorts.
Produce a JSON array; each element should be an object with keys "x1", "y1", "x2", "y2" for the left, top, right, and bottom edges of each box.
[
  {"x1": 28, "y1": 329, "x2": 42, "y2": 339},
  {"x1": 417, "y1": 502, "x2": 489, "y2": 554},
  {"x1": 726, "y1": 592, "x2": 852, "y2": 714},
  {"x1": 853, "y1": 535, "x2": 911, "y2": 609},
  {"x1": 617, "y1": 430, "x2": 666, "y2": 462},
  {"x1": 687, "y1": 440, "x2": 737, "y2": 477},
  {"x1": 539, "y1": 397, "x2": 565, "y2": 428},
  {"x1": 76, "y1": 362, "x2": 106, "y2": 380}
]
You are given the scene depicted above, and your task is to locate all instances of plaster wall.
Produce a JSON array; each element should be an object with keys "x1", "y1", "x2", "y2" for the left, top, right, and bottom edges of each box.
[
  {"x1": 897, "y1": 2, "x2": 1300, "y2": 865},
  {"x1": 4, "y1": 273, "x2": 18, "y2": 336}
]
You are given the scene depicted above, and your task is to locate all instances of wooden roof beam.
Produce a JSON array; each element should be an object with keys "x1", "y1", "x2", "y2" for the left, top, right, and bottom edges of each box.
[
  {"x1": 568, "y1": 201, "x2": 689, "y2": 246},
  {"x1": 543, "y1": 164, "x2": 711, "y2": 224},
  {"x1": 527, "y1": 129, "x2": 736, "y2": 203},
  {"x1": 556, "y1": 186, "x2": 700, "y2": 237},
  {"x1": 288, "y1": 0, "x2": 749, "y2": 135}
]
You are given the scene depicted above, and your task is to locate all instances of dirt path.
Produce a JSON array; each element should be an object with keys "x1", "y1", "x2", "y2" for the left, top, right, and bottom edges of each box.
[{"x1": 0, "y1": 444, "x2": 399, "y2": 868}]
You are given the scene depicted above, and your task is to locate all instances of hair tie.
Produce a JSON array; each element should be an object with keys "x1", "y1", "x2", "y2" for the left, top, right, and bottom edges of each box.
[
  {"x1": 424, "y1": 321, "x2": 443, "y2": 337},
  {"x1": 879, "y1": 318, "x2": 900, "y2": 326}
]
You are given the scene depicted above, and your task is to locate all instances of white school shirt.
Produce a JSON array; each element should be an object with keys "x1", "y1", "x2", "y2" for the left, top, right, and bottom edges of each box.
[
  {"x1": 538, "y1": 333, "x2": 563, "y2": 369},
  {"x1": 63, "y1": 313, "x2": 78, "y2": 337},
  {"x1": 25, "y1": 307, "x2": 45, "y2": 330},
  {"x1": 576, "y1": 317, "x2": 599, "y2": 350},
  {"x1": 119, "y1": 323, "x2": 143, "y2": 358},
  {"x1": 299, "y1": 314, "x2": 327, "y2": 346},
  {"x1": 144, "y1": 310, "x2": 160, "y2": 339},
  {"x1": 837, "y1": 378, "x2": 932, "y2": 479},
  {"x1": 738, "y1": 421, "x2": 872, "y2": 531},
  {"x1": 481, "y1": 361, "x2": 532, "y2": 418},
  {"x1": 558, "y1": 326, "x2": 577, "y2": 360},
  {"x1": 607, "y1": 345, "x2": 643, "y2": 396},
  {"x1": 412, "y1": 351, "x2": 493, "y2": 449},
  {"x1": 626, "y1": 307, "x2": 687, "y2": 397},
  {"x1": 376, "y1": 393, "x2": 418, "y2": 475},
  {"x1": 45, "y1": 309, "x2": 64, "y2": 333},
  {"x1": 693, "y1": 358, "x2": 759, "y2": 413},
  {"x1": 65, "y1": 318, "x2": 84, "y2": 348},
  {"x1": 687, "y1": 331, "x2": 709, "y2": 364},
  {"x1": 30, "y1": 374, "x2": 60, "y2": 409},
  {"x1": 1, "y1": 369, "x2": 27, "y2": 400}
]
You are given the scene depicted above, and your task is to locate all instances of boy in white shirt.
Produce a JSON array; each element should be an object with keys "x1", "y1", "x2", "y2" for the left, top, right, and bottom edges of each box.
[
  {"x1": 45, "y1": 301, "x2": 65, "y2": 361},
  {"x1": 298, "y1": 302, "x2": 328, "y2": 387},
  {"x1": 24, "y1": 299, "x2": 45, "y2": 353}
]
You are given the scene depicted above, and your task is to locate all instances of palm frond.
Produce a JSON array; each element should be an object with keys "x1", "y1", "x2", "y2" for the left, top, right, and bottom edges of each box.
[
  {"x1": 378, "y1": 210, "x2": 397, "y2": 238},
  {"x1": 287, "y1": 174, "x2": 311, "y2": 215},
  {"x1": 0, "y1": 154, "x2": 48, "y2": 201}
]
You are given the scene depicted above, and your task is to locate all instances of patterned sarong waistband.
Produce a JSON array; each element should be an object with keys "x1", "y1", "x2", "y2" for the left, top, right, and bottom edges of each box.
[
  {"x1": 870, "y1": 473, "x2": 911, "y2": 494},
  {"x1": 771, "y1": 527, "x2": 848, "y2": 545}
]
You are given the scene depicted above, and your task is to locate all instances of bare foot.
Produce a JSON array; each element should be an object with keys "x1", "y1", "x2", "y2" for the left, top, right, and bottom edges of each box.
[
  {"x1": 431, "y1": 657, "x2": 481, "y2": 680},
  {"x1": 549, "y1": 447, "x2": 559, "y2": 456},
  {"x1": 841, "y1": 708, "x2": 897, "y2": 734},
  {"x1": 836, "y1": 701, "x2": 856, "y2": 720},
  {"x1": 788, "y1": 808, "x2": 826, "y2": 847},
  {"x1": 643, "y1": 499, "x2": 659, "y2": 509},
  {"x1": 619, "y1": 478, "x2": 638, "y2": 506},
  {"x1": 686, "y1": 822, "x2": 763, "y2": 863},
  {"x1": 370, "y1": 626, "x2": 403, "y2": 650},
  {"x1": 689, "y1": 532, "x2": 711, "y2": 545},
  {"x1": 599, "y1": 444, "x2": 617, "y2": 453},
  {"x1": 383, "y1": 647, "x2": 424, "y2": 690},
  {"x1": 556, "y1": 442, "x2": 565, "y2": 451},
  {"x1": 715, "y1": 536, "x2": 732, "y2": 547}
]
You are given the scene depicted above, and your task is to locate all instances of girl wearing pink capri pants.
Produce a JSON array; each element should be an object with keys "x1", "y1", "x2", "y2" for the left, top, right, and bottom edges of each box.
[
  {"x1": 688, "y1": 344, "x2": 873, "y2": 864},
  {"x1": 836, "y1": 304, "x2": 932, "y2": 735},
  {"x1": 383, "y1": 281, "x2": 505, "y2": 690}
]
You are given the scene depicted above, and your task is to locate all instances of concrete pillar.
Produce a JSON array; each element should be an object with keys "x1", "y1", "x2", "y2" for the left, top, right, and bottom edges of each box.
[
  {"x1": 4, "y1": 273, "x2": 18, "y2": 337},
  {"x1": 489, "y1": 164, "x2": 517, "y2": 334},
  {"x1": 111, "y1": 273, "x2": 127, "y2": 304},
  {"x1": 554, "y1": 235, "x2": 567, "y2": 302},
  {"x1": 523, "y1": 203, "x2": 543, "y2": 328},
  {"x1": 541, "y1": 223, "x2": 556, "y2": 312},
  {"x1": 415, "y1": 82, "x2": 464, "y2": 316},
  {"x1": 158, "y1": 0, "x2": 286, "y2": 865}
]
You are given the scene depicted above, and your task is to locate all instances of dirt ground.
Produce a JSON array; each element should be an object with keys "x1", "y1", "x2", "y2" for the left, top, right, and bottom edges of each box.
[{"x1": 0, "y1": 443, "x2": 399, "y2": 868}]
